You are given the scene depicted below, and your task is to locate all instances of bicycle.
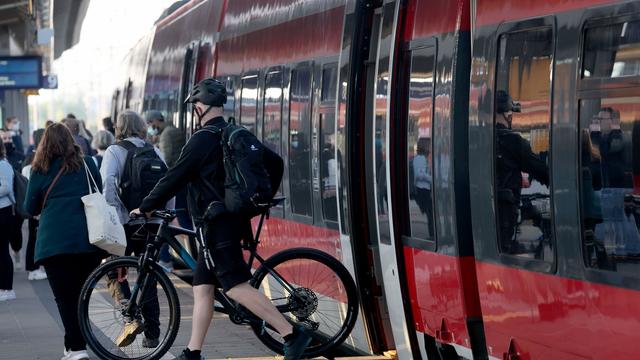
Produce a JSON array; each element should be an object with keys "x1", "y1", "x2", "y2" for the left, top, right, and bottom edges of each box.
[{"x1": 78, "y1": 198, "x2": 359, "y2": 360}]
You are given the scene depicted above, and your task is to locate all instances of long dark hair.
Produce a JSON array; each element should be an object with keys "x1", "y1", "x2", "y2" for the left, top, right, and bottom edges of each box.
[{"x1": 32, "y1": 123, "x2": 83, "y2": 174}]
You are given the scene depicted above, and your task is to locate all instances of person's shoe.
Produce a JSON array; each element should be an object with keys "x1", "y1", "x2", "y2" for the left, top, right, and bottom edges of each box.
[
  {"x1": 28, "y1": 268, "x2": 47, "y2": 281},
  {"x1": 173, "y1": 348, "x2": 204, "y2": 360},
  {"x1": 283, "y1": 325, "x2": 312, "y2": 360},
  {"x1": 0, "y1": 290, "x2": 16, "y2": 301},
  {"x1": 142, "y1": 336, "x2": 159, "y2": 348},
  {"x1": 61, "y1": 348, "x2": 89, "y2": 360},
  {"x1": 115, "y1": 319, "x2": 144, "y2": 347}
]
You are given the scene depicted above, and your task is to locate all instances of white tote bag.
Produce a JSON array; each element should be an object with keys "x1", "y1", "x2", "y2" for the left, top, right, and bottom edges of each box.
[{"x1": 81, "y1": 162, "x2": 127, "y2": 256}]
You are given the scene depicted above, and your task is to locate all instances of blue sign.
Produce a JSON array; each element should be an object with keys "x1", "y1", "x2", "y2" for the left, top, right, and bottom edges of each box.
[{"x1": 0, "y1": 56, "x2": 42, "y2": 90}]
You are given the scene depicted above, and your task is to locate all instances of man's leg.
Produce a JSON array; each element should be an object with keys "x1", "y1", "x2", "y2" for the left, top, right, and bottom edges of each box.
[
  {"x1": 226, "y1": 283, "x2": 292, "y2": 336},
  {"x1": 187, "y1": 284, "x2": 215, "y2": 351}
]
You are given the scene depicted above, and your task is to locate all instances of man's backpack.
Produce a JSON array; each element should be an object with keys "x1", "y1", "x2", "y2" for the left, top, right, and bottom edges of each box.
[
  {"x1": 117, "y1": 141, "x2": 168, "y2": 211},
  {"x1": 12, "y1": 169, "x2": 29, "y2": 219},
  {"x1": 204, "y1": 123, "x2": 284, "y2": 217}
]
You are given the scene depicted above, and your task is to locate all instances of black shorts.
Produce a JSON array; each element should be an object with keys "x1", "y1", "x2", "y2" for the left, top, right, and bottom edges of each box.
[{"x1": 192, "y1": 213, "x2": 252, "y2": 291}]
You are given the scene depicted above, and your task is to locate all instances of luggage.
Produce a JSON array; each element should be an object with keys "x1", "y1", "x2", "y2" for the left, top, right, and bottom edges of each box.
[{"x1": 12, "y1": 168, "x2": 29, "y2": 219}]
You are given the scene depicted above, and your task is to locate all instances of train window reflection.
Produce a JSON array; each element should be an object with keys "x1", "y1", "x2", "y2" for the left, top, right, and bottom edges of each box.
[
  {"x1": 289, "y1": 67, "x2": 313, "y2": 217},
  {"x1": 494, "y1": 28, "x2": 553, "y2": 261},
  {"x1": 320, "y1": 113, "x2": 337, "y2": 222},
  {"x1": 406, "y1": 47, "x2": 435, "y2": 242},
  {"x1": 263, "y1": 70, "x2": 283, "y2": 201},
  {"x1": 263, "y1": 70, "x2": 283, "y2": 155},
  {"x1": 321, "y1": 64, "x2": 338, "y2": 102},
  {"x1": 240, "y1": 75, "x2": 258, "y2": 133},
  {"x1": 583, "y1": 20, "x2": 640, "y2": 78},
  {"x1": 579, "y1": 98, "x2": 640, "y2": 276}
]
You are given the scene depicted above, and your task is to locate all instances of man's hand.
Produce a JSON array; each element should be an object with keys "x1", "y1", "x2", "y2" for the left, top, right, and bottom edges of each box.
[{"x1": 130, "y1": 208, "x2": 153, "y2": 218}]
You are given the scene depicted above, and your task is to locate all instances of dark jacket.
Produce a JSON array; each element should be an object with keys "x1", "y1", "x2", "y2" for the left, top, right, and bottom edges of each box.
[
  {"x1": 496, "y1": 123, "x2": 549, "y2": 203},
  {"x1": 24, "y1": 156, "x2": 103, "y2": 263},
  {"x1": 139, "y1": 117, "x2": 226, "y2": 221},
  {"x1": 6, "y1": 133, "x2": 25, "y2": 170}
]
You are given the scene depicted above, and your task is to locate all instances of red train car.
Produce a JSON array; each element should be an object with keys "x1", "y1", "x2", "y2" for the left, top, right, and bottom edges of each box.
[{"x1": 113, "y1": 0, "x2": 640, "y2": 358}]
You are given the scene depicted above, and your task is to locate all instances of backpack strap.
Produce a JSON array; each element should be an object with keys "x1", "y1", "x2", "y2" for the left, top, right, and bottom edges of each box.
[{"x1": 116, "y1": 139, "x2": 137, "y2": 151}]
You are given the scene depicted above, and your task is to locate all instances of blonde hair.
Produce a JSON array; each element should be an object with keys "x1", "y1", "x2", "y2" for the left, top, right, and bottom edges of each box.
[{"x1": 116, "y1": 110, "x2": 146, "y2": 140}]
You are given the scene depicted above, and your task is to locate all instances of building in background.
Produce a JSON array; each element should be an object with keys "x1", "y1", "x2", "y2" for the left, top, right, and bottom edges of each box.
[{"x1": 0, "y1": 0, "x2": 90, "y2": 144}]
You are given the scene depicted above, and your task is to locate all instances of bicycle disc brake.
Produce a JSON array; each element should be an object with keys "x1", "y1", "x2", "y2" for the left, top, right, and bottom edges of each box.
[{"x1": 288, "y1": 287, "x2": 319, "y2": 326}]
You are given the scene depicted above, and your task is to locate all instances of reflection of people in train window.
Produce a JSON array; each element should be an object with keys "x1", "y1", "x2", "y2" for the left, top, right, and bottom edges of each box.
[
  {"x1": 413, "y1": 137, "x2": 433, "y2": 237},
  {"x1": 290, "y1": 132, "x2": 311, "y2": 215},
  {"x1": 495, "y1": 90, "x2": 549, "y2": 254},
  {"x1": 593, "y1": 108, "x2": 626, "y2": 188},
  {"x1": 580, "y1": 129, "x2": 613, "y2": 269},
  {"x1": 321, "y1": 136, "x2": 337, "y2": 221}
]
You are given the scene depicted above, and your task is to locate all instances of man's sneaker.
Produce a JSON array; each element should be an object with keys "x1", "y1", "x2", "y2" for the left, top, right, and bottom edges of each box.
[
  {"x1": 61, "y1": 349, "x2": 89, "y2": 360},
  {"x1": 115, "y1": 319, "x2": 144, "y2": 347},
  {"x1": 0, "y1": 290, "x2": 16, "y2": 301},
  {"x1": 173, "y1": 348, "x2": 204, "y2": 360},
  {"x1": 142, "y1": 336, "x2": 159, "y2": 348},
  {"x1": 283, "y1": 325, "x2": 312, "y2": 360}
]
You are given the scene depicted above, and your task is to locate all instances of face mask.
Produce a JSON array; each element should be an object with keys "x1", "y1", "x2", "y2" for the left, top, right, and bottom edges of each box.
[
  {"x1": 291, "y1": 141, "x2": 299, "y2": 148},
  {"x1": 147, "y1": 127, "x2": 158, "y2": 137},
  {"x1": 10, "y1": 122, "x2": 19, "y2": 131}
]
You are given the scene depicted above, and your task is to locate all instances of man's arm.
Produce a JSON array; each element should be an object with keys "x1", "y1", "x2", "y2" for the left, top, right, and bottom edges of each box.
[
  {"x1": 519, "y1": 137, "x2": 549, "y2": 186},
  {"x1": 139, "y1": 133, "x2": 204, "y2": 213}
]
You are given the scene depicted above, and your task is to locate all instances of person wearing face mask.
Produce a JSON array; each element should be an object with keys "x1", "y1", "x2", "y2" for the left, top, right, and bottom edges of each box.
[
  {"x1": 131, "y1": 78, "x2": 312, "y2": 360},
  {"x1": 495, "y1": 90, "x2": 549, "y2": 253},
  {"x1": 2, "y1": 116, "x2": 25, "y2": 171}
]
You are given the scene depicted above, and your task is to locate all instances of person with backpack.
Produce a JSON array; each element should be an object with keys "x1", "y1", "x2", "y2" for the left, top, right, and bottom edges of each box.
[
  {"x1": 100, "y1": 110, "x2": 171, "y2": 348},
  {"x1": 131, "y1": 78, "x2": 310, "y2": 360}
]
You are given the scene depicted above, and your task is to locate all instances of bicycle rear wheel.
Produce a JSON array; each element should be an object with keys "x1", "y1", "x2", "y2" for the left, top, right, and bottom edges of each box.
[
  {"x1": 250, "y1": 248, "x2": 359, "y2": 358},
  {"x1": 78, "y1": 256, "x2": 180, "y2": 360}
]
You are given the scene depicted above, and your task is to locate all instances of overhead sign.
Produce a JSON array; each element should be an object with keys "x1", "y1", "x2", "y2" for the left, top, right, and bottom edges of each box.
[{"x1": 0, "y1": 56, "x2": 43, "y2": 90}]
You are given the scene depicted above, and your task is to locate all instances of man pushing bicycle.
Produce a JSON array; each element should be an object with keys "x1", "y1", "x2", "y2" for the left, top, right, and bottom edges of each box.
[{"x1": 131, "y1": 78, "x2": 312, "y2": 360}]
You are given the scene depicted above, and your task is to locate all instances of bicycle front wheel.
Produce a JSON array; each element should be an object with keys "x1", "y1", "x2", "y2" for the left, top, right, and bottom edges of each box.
[
  {"x1": 78, "y1": 256, "x2": 180, "y2": 360},
  {"x1": 250, "y1": 248, "x2": 359, "y2": 358}
]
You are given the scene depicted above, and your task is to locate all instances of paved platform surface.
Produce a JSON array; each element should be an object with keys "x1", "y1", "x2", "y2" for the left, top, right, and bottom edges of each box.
[{"x1": 0, "y1": 229, "x2": 276, "y2": 360}]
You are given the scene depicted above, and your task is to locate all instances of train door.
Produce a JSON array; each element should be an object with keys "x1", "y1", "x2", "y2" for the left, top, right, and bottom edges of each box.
[
  {"x1": 335, "y1": 0, "x2": 396, "y2": 355},
  {"x1": 366, "y1": 1, "x2": 420, "y2": 359}
]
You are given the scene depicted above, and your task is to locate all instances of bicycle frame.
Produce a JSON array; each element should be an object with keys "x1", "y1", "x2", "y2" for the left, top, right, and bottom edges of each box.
[{"x1": 126, "y1": 211, "x2": 299, "y2": 329}]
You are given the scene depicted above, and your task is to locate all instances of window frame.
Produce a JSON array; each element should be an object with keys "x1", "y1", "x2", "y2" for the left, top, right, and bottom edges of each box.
[
  {"x1": 577, "y1": 86, "x2": 640, "y2": 282},
  {"x1": 400, "y1": 37, "x2": 438, "y2": 252},
  {"x1": 318, "y1": 62, "x2": 339, "y2": 227},
  {"x1": 287, "y1": 63, "x2": 315, "y2": 222},
  {"x1": 262, "y1": 66, "x2": 285, "y2": 218},
  {"x1": 579, "y1": 13, "x2": 640, "y2": 92},
  {"x1": 240, "y1": 73, "x2": 259, "y2": 134},
  {"x1": 492, "y1": 16, "x2": 558, "y2": 273}
]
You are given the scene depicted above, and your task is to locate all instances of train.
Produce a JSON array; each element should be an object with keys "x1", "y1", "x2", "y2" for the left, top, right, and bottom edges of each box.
[{"x1": 111, "y1": 0, "x2": 640, "y2": 359}]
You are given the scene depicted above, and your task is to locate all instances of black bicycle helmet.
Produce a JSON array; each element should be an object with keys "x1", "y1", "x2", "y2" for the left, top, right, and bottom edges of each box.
[
  {"x1": 496, "y1": 90, "x2": 521, "y2": 114},
  {"x1": 184, "y1": 78, "x2": 227, "y2": 107}
]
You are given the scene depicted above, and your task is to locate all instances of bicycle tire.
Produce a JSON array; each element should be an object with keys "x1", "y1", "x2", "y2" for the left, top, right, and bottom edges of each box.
[
  {"x1": 78, "y1": 256, "x2": 181, "y2": 360},
  {"x1": 250, "y1": 248, "x2": 359, "y2": 357}
]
